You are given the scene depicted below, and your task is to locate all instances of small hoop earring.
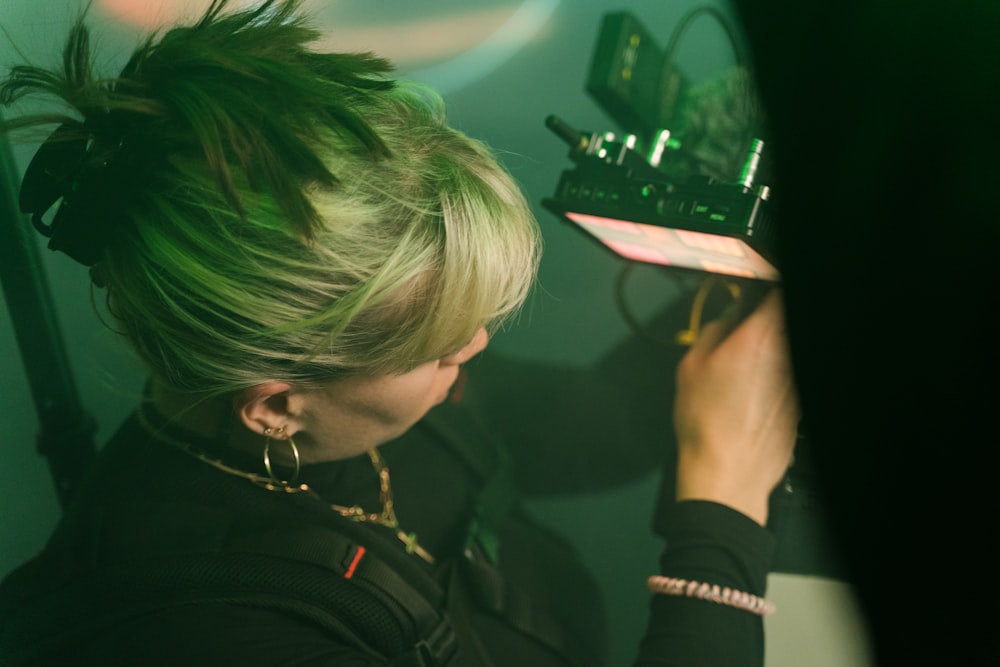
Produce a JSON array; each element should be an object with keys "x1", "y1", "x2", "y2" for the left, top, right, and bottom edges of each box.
[{"x1": 263, "y1": 427, "x2": 300, "y2": 486}]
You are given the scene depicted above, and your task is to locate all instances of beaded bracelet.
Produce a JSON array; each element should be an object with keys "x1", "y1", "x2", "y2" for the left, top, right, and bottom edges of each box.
[{"x1": 647, "y1": 576, "x2": 776, "y2": 617}]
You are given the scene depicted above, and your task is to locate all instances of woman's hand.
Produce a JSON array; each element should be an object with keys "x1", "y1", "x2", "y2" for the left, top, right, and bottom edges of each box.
[{"x1": 672, "y1": 288, "x2": 799, "y2": 525}]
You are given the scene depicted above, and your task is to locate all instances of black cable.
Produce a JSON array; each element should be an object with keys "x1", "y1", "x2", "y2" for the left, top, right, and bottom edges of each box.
[
  {"x1": 653, "y1": 5, "x2": 755, "y2": 175},
  {"x1": 661, "y1": 5, "x2": 747, "y2": 76},
  {"x1": 613, "y1": 262, "x2": 685, "y2": 349}
]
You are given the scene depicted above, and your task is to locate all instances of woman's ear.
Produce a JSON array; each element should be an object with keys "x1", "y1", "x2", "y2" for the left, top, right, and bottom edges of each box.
[
  {"x1": 439, "y1": 327, "x2": 489, "y2": 366},
  {"x1": 233, "y1": 382, "x2": 297, "y2": 435}
]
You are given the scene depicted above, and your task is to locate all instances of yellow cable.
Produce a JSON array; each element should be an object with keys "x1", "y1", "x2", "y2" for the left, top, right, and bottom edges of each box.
[{"x1": 675, "y1": 276, "x2": 741, "y2": 346}]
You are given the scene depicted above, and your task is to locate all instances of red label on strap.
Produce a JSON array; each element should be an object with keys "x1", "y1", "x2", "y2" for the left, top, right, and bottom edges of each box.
[{"x1": 344, "y1": 545, "x2": 366, "y2": 579}]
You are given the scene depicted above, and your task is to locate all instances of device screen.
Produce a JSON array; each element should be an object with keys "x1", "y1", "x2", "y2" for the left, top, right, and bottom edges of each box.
[{"x1": 565, "y1": 211, "x2": 781, "y2": 282}]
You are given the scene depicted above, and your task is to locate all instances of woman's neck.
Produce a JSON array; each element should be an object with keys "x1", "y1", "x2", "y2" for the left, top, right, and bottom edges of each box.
[{"x1": 148, "y1": 383, "x2": 262, "y2": 459}]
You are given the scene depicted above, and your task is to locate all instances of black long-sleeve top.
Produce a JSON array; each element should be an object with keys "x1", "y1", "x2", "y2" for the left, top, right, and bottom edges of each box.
[{"x1": 0, "y1": 296, "x2": 776, "y2": 666}]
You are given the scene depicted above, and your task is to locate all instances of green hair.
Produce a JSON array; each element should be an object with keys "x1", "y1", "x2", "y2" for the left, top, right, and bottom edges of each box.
[{"x1": 1, "y1": 0, "x2": 541, "y2": 395}]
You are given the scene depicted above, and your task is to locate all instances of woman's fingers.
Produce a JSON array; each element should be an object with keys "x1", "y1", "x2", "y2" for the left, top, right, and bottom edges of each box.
[{"x1": 672, "y1": 287, "x2": 799, "y2": 525}]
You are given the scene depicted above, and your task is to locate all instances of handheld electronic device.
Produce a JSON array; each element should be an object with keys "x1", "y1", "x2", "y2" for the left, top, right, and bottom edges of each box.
[{"x1": 542, "y1": 114, "x2": 779, "y2": 283}]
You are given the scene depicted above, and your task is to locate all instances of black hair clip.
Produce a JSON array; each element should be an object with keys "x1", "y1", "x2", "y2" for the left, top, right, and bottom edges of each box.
[{"x1": 19, "y1": 120, "x2": 133, "y2": 267}]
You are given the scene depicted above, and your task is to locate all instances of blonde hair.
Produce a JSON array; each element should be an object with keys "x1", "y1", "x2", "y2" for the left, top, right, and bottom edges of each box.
[{"x1": 2, "y1": 0, "x2": 541, "y2": 395}]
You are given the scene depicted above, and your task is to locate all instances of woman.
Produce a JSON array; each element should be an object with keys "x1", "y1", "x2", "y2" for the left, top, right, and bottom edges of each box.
[{"x1": 0, "y1": 1, "x2": 798, "y2": 665}]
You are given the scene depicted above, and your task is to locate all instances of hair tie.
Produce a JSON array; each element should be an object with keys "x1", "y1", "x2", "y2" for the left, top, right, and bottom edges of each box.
[
  {"x1": 647, "y1": 575, "x2": 776, "y2": 616},
  {"x1": 19, "y1": 116, "x2": 163, "y2": 268}
]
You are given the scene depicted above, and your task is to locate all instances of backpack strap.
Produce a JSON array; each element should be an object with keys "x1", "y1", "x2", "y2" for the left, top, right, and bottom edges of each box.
[
  {"x1": 0, "y1": 518, "x2": 461, "y2": 666},
  {"x1": 421, "y1": 399, "x2": 590, "y2": 666},
  {"x1": 456, "y1": 551, "x2": 581, "y2": 665}
]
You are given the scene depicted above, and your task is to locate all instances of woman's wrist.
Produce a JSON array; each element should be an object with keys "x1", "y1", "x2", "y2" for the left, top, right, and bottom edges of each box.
[{"x1": 675, "y1": 457, "x2": 772, "y2": 526}]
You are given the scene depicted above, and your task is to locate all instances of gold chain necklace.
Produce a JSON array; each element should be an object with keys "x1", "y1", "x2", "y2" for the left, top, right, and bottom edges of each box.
[{"x1": 136, "y1": 406, "x2": 435, "y2": 564}]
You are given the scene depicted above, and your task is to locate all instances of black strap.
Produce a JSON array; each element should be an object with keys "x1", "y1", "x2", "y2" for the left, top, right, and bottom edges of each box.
[
  {"x1": 2, "y1": 399, "x2": 575, "y2": 667},
  {"x1": 456, "y1": 548, "x2": 584, "y2": 666},
  {"x1": 0, "y1": 525, "x2": 459, "y2": 667},
  {"x1": 419, "y1": 397, "x2": 583, "y2": 664}
]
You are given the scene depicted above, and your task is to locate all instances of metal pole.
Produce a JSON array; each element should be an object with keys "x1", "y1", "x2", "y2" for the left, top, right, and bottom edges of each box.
[{"x1": 0, "y1": 116, "x2": 96, "y2": 509}]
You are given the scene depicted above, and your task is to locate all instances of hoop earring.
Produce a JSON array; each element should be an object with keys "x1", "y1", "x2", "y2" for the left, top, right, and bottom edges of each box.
[{"x1": 263, "y1": 427, "x2": 301, "y2": 486}]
